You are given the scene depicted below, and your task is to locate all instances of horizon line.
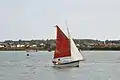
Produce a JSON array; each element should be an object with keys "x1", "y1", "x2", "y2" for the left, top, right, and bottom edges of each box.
[{"x1": 0, "y1": 38, "x2": 120, "y2": 42}]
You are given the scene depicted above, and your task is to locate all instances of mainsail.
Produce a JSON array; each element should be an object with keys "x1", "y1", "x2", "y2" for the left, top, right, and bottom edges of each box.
[{"x1": 54, "y1": 25, "x2": 71, "y2": 58}]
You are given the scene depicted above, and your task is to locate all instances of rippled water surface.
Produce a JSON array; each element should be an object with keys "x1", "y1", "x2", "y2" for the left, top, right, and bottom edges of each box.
[{"x1": 0, "y1": 51, "x2": 120, "y2": 80}]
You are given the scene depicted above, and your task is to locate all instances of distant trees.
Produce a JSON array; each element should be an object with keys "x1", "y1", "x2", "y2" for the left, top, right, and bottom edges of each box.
[{"x1": 0, "y1": 39, "x2": 120, "y2": 51}]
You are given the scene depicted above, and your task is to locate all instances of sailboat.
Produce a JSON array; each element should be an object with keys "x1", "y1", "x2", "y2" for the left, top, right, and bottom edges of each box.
[{"x1": 52, "y1": 25, "x2": 84, "y2": 67}]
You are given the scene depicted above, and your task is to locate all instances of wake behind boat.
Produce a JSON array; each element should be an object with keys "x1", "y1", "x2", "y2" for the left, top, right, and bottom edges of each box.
[{"x1": 52, "y1": 25, "x2": 84, "y2": 67}]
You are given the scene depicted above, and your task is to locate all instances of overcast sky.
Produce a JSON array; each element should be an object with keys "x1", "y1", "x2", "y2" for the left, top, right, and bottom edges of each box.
[{"x1": 0, "y1": 0, "x2": 120, "y2": 41}]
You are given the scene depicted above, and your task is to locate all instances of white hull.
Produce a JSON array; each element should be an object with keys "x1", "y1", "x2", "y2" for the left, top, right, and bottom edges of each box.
[{"x1": 53, "y1": 60, "x2": 80, "y2": 67}]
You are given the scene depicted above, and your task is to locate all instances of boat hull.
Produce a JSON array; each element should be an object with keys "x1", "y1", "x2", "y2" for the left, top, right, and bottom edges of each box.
[{"x1": 53, "y1": 60, "x2": 80, "y2": 67}]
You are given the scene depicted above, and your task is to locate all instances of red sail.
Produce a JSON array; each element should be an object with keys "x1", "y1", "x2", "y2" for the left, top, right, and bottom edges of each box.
[{"x1": 54, "y1": 25, "x2": 71, "y2": 58}]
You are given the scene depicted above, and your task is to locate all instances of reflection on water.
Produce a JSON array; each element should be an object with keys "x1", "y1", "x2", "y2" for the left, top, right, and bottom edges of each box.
[{"x1": 0, "y1": 51, "x2": 120, "y2": 80}]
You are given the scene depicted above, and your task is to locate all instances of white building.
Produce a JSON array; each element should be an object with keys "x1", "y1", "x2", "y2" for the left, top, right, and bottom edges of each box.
[
  {"x1": 0, "y1": 44, "x2": 4, "y2": 48},
  {"x1": 17, "y1": 44, "x2": 25, "y2": 47}
]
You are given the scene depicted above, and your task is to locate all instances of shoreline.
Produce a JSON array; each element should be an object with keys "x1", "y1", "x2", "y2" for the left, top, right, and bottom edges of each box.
[{"x1": 0, "y1": 49, "x2": 120, "y2": 51}]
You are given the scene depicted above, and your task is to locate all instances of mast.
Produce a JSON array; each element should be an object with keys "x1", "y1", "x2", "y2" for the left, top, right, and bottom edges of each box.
[{"x1": 65, "y1": 20, "x2": 70, "y2": 39}]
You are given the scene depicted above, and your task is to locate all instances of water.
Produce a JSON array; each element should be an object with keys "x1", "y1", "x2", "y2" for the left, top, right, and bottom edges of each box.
[{"x1": 0, "y1": 51, "x2": 120, "y2": 80}]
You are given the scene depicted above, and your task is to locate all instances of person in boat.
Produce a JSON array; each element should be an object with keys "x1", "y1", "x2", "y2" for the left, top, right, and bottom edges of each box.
[
  {"x1": 52, "y1": 58, "x2": 61, "y2": 64},
  {"x1": 57, "y1": 58, "x2": 61, "y2": 64}
]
